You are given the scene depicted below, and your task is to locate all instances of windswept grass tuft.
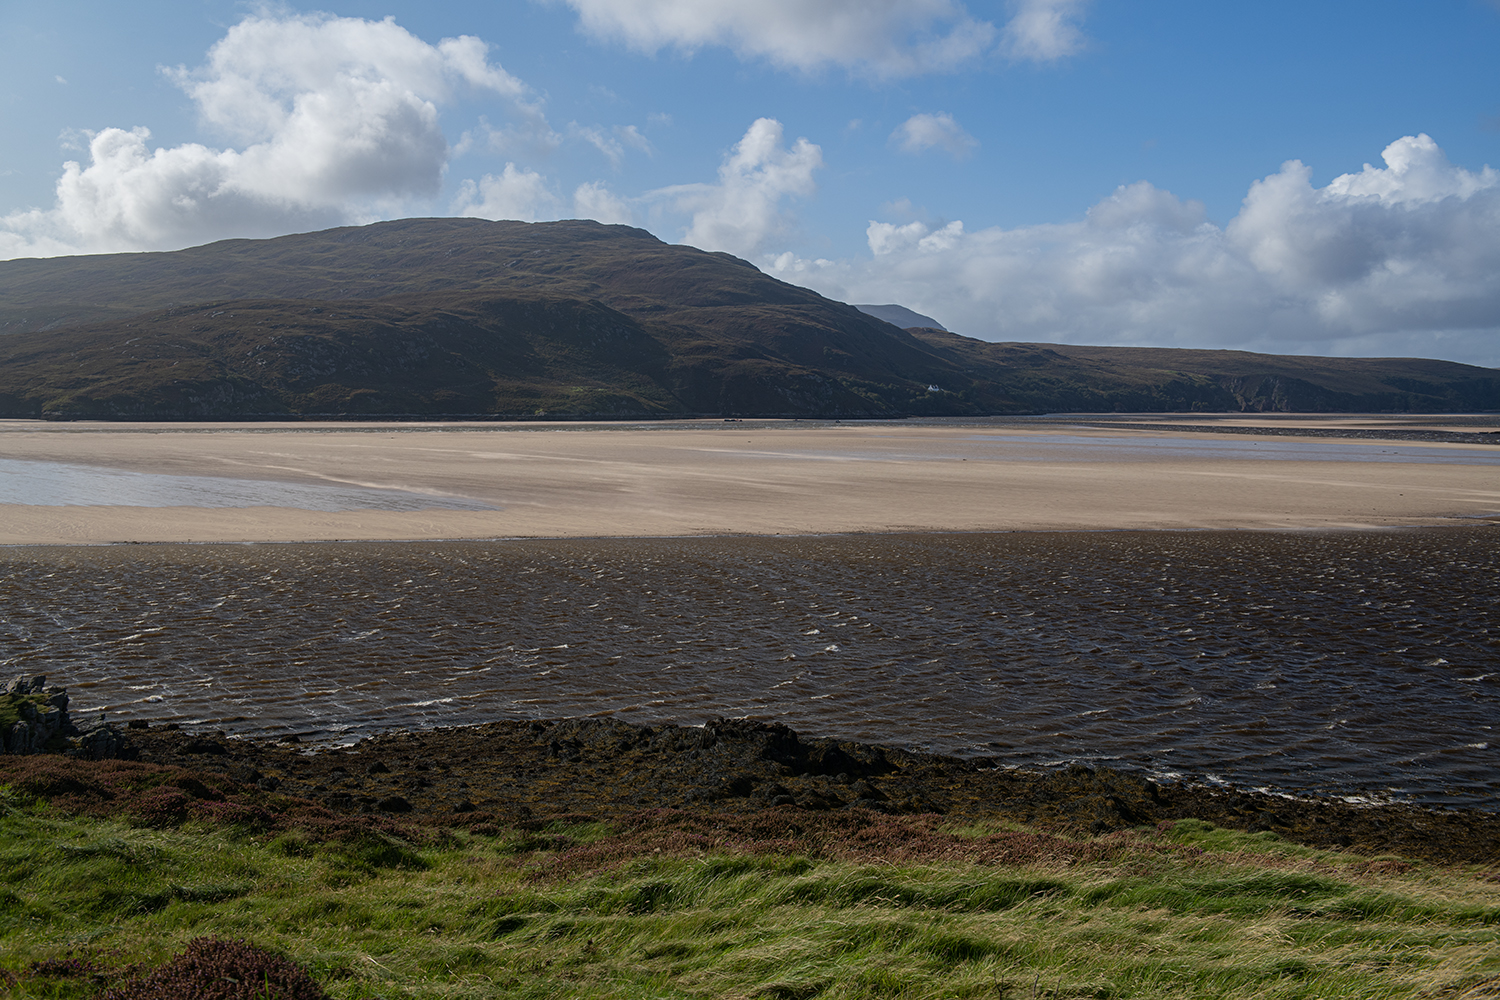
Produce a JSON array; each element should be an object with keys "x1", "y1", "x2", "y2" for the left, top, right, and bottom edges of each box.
[{"x1": 2, "y1": 802, "x2": 1497, "y2": 1000}]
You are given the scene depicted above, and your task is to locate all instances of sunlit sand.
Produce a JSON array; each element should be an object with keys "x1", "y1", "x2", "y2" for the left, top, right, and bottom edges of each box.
[{"x1": 1, "y1": 416, "x2": 1497, "y2": 544}]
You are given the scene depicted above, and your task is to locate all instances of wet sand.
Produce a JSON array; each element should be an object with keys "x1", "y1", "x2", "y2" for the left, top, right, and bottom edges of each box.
[{"x1": 2, "y1": 417, "x2": 1498, "y2": 544}]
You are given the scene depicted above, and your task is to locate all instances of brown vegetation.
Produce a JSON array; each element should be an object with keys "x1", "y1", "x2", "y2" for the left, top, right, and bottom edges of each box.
[{"x1": 4, "y1": 716, "x2": 1496, "y2": 867}]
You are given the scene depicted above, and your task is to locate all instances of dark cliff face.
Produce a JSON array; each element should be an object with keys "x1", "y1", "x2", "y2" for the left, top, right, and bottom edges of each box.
[{"x1": 1, "y1": 217, "x2": 1496, "y2": 418}]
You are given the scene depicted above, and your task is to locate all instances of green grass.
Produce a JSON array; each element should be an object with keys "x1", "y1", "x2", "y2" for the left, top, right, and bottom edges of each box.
[
  {"x1": 0, "y1": 694, "x2": 52, "y2": 730},
  {"x1": 2, "y1": 797, "x2": 1497, "y2": 1000}
]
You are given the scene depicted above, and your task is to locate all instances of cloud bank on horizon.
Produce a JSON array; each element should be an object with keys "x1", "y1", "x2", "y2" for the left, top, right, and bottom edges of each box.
[
  {"x1": 778, "y1": 134, "x2": 1500, "y2": 364},
  {"x1": 2, "y1": 0, "x2": 1497, "y2": 367}
]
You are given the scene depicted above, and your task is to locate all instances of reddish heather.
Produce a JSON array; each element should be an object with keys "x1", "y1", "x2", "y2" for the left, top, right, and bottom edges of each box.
[{"x1": 101, "y1": 938, "x2": 328, "y2": 1000}]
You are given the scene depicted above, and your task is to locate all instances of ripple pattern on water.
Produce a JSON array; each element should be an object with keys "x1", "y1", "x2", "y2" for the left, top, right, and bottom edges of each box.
[
  {"x1": 1, "y1": 530, "x2": 1495, "y2": 807},
  {"x1": 0, "y1": 458, "x2": 494, "y2": 511}
]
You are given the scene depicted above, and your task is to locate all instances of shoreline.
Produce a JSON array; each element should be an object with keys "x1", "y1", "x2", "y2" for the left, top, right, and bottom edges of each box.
[
  {"x1": 11, "y1": 529, "x2": 1497, "y2": 814},
  {"x1": 102, "y1": 714, "x2": 1500, "y2": 867},
  {"x1": 7, "y1": 419, "x2": 1496, "y2": 864},
  {"x1": 4, "y1": 520, "x2": 1496, "y2": 552}
]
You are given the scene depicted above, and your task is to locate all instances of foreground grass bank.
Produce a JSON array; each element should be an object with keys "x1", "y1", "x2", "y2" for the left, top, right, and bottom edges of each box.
[{"x1": 3, "y1": 789, "x2": 1498, "y2": 1000}]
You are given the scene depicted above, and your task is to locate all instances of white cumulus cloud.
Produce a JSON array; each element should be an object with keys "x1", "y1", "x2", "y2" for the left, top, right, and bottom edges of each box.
[
  {"x1": 554, "y1": 0, "x2": 997, "y2": 77},
  {"x1": 1002, "y1": 0, "x2": 1088, "y2": 62},
  {"x1": 0, "y1": 12, "x2": 530, "y2": 258},
  {"x1": 650, "y1": 118, "x2": 823, "y2": 258},
  {"x1": 774, "y1": 135, "x2": 1500, "y2": 367},
  {"x1": 573, "y1": 181, "x2": 637, "y2": 226},
  {"x1": 453, "y1": 164, "x2": 561, "y2": 222},
  {"x1": 891, "y1": 112, "x2": 978, "y2": 158}
]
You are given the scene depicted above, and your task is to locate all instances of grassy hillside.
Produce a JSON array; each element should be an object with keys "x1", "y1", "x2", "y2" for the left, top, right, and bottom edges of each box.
[
  {"x1": 3, "y1": 761, "x2": 1498, "y2": 1000},
  {"x1": 1, "y1": 218, "x2": 1496, "y2": 417}
]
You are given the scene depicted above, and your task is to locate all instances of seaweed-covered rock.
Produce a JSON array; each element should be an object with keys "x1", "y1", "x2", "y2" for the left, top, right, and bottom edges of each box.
[
  {"x1": 92, "y1": 716, "x2": 1500, "y2": 867},
  {"x1": 75, "y1": 724, "x2": 129, "y2": 760},
  {"x1": 698, "y1": 717, "x2": 895, "y2": 778}
]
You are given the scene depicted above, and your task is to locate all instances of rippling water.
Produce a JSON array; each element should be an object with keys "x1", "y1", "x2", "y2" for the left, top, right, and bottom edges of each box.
[
  {"x1": 2, "y1": 530, "x2": 1496, "y2": 808},
  {"x1": 0, "y1": 458, "x2": 495, "y2": 511}
]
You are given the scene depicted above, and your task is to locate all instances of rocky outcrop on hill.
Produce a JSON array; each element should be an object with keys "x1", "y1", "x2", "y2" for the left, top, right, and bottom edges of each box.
[
  {"x1": 1, "y1": 675, "x2": 127, "y2": 758},
  {"x1": 2, "y1": 675, "x2": 70, "y2": 753}
]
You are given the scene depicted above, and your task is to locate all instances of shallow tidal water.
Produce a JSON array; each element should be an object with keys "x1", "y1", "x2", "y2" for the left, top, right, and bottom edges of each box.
[
  {"x1": 0, "y1": 457, "x2": 494, "y2": 511},
  {"x1": 1, "y1": 529, "x2": 1496, "y2": 809}
]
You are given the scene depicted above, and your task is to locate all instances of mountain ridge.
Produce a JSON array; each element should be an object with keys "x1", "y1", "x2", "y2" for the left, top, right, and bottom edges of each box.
[
  {"x1": 854, "y1": 304, "x2": 947, "y2": 331},
  {"x1": 1, "y1": 218, "x2": 1495, "y2": 419}
]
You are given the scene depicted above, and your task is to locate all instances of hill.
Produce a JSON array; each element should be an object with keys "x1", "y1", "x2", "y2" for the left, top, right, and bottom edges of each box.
[
  {"x1": 0, "y1": 218, "x2": 1495, "y2": 418},
  {"x1": 907, "y1": 330, "x2": 1500, "y2": 415},
  {"x1": 855, "y1": 303, "x2": 947, "y2": 331}
]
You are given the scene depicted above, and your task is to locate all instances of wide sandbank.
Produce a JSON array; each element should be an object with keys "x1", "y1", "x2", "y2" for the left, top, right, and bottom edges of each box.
[{"x1": 2, "y1": 414, "x2": 1498, "y2": 544}]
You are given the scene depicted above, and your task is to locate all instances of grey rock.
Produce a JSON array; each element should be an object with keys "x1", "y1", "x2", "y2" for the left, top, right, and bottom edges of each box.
[
  {"x1": 229, "y1": 764, "x2": 263, "y2": 783},
  {"x1": 5, "y1": 722, "x2": 29, "y2": 753},
  {"x1": 74, "y1": 725, "x2": 126, "y2": 760},
  {"x1": 2, "y1": 675, "x2": 76, "y2": 755}
]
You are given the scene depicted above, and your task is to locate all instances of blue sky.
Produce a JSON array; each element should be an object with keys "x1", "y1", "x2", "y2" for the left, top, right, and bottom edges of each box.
[{"x1": 3, "y1": 1, "x2": 1499, "y2": 365}]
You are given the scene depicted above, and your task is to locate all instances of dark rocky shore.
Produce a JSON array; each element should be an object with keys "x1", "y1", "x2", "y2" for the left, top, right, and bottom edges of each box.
[
  {"x1": 7, "y1": 674, "x2": 1496, "y2": 864},
  {"x1": 104, "y1": 715, "x2": 1499, "y2": 867}
]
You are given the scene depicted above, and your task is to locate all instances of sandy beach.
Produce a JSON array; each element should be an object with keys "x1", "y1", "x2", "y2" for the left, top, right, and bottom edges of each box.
[{"x1": 1, "y1": 416, "x2": 1497, "y2": 544}]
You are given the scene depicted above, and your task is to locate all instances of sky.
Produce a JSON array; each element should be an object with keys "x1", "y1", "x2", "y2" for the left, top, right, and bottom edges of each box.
[{"x1": 2, "y1": 1, "x2": 1499, "y2": 367}]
